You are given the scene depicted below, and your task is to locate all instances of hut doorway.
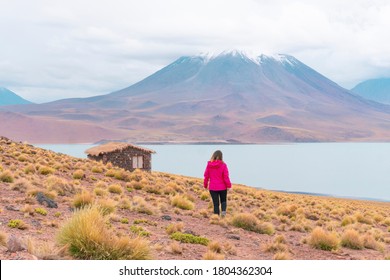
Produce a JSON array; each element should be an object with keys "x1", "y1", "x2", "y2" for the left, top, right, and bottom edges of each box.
[{"x1": 132, "y1": 155, "x2": 144, "y2": 169}]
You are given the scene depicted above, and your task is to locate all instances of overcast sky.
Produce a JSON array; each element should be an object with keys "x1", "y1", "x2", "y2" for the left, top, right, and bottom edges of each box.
[{"x1": 1, "y1": 0, "x2": 390, "y2": 103}]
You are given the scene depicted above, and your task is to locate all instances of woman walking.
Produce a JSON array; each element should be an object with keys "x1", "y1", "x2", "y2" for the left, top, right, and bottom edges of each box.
[{"x1": 203, "y1": 150, "x2": 231, "y2": 216}]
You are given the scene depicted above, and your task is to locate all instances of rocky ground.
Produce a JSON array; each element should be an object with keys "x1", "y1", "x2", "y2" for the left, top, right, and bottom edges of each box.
[{"x1": 1, "y1": 136, "x2": 389, "y2": 260}]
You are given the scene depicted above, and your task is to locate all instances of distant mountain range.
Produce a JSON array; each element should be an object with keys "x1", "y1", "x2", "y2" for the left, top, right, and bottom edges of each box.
[
  {"x1": 1, "y1": 50, "x2": 390, "y2": 143},
  {"x1": 351, "y1": 78, "x2": 390, "y2": 105},
  {"x1": 0, "y1": 87, "x2": 32, "y2": 106}
]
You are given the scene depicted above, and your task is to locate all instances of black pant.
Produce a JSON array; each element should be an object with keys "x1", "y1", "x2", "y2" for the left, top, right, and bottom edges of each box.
[{"x1": 209, "y1": 190, "x2": 227, "y2": 215}]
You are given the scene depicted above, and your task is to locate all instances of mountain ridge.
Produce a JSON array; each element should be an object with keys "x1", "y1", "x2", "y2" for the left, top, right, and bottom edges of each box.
[
  {"x1": 0, "y1": 87, "x2": 32, "y2": 106},
  {"x1": 351, "y1": 78, "x2": 390, "y2": 105},
  {"x1": 1, "y1": 50, "x2": 390, "y2": 143}
]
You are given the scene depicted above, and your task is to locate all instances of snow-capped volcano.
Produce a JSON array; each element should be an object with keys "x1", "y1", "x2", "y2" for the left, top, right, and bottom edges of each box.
[
  {"x1": 196, "y1": 50, "x2": 263, "y2": 65},
  {"x1": 194, "y1": 50, "x2": 298, "y2": 66},
  {"x1": 107, "y1": 49, "x2": 344, "y2": 103}
]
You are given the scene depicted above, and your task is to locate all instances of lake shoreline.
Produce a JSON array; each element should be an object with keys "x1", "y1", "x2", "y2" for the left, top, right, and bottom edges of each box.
[
  {"x1": 274, "y1": 190, "x2": 390, "y2": 203},
  {"x1": 36, "y1": 143, "x2": 390, "y2": 202}
]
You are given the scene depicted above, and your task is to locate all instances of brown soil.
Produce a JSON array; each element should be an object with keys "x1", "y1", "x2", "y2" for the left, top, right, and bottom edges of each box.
[{"x1": 0, "y1": 136, "x2": 389, "y2": 260}]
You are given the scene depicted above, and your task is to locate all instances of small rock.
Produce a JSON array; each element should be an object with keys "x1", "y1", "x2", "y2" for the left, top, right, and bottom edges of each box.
[
  {"x1": 161, "y1": 215, "x2": 172, "y2": 221},
  {"x1": 31, "y1": 220, "x2": 42, "y2": 228},
  {"x1": 5, "y1": 205, "x2": 20, "y2": 211},
  {"x1": 36, "y1": 192, "x2": 58, "y2": 208},
  {"x1": 305, "y1": 214, "x2": 319, "y2": 221},
  {"x1": 7, "y1": 235, "x2": 25, "y2": 253},
  {"x1": 227, "y1": 235, "x2": 240, "y2": 240}
]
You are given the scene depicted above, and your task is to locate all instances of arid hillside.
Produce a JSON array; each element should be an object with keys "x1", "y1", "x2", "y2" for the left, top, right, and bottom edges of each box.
[{"x1": 0, "y1": 136, "x2": 389, "y2": 260}]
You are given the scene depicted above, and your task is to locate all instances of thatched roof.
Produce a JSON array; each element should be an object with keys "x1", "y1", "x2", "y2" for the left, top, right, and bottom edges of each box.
[{"x1": 85, "y1": 142, "x2": 156, "y2": 156}]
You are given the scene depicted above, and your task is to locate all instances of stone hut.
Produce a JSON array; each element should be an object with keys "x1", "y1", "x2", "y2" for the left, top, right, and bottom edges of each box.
[{"x1": 85, "y1": 142, "x2": 156, "y2": 172}]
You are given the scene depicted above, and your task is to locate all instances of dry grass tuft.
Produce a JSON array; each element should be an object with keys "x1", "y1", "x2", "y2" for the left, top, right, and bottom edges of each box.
[
  {"x1": 0, "y1": 170, "x2": 14, "y2": 183},
  {"x1": 91, "y1": 166, "x2": 103, "y2": 173},
  {"x1": 355, "y1": 212, "x2": 373, "y2": 225},
  {"x1": 208, "y1": 241, "x2": 223, "y2": 253},
  {"x1": 308, "y1": 227, "x2": 339, "y2": 251},
  {"x1": 200, "y1": 191, "x2": 209, "y2": 201},
  {"x1": 170, "y1": 241, "x2": 183, "y2": 254},
  {"x1": 341, "y1": 215, "x2": 356, "y2": 226},
  {"x1": 276, "y1": 203, "x2": 298, "y2": 217},
  {"x1": 46, "y1": 176, "x2": 75, "y2": 196},
  {"x1": 231, "y1": 213, "x2": 274, "y2": 235},
  {"x1": 171, "y1": 194, "x2": 194, "y2": 210},
  {"x1": 72, "y1": 190, "x2": 94, "y2": 209},
  {"x1": 203, "y1": 251, "x2": 225, "y2": 260},
  {"x1": 264, "y1": 234, "x2": 289, "y2": 253},
  {"x1": 382, "y1": 218, "x2": 390, "y2": 226},
  {"x1": 131, "y1": 196, "x2": 154, "y2": 215},
  {"x1": 96, "y1": 199, "x2": 117, "y2": 215},
  {"x1": 340, "y1": 229, "x2": 364, "y2": 250},
  {"x1": 362, "y1": 234, "x2": 384, "y2": 252},
  {"x1": 273, "y1": 252, "x2": 291, "y2": 260},
  {"x1": 94, "y1": 187, "x2": 108, "y2": 197},
  {"x1": 144, "y1": 184, "x2": 162, "y2": 195},
  {"x1": 57, "y1": 205, "x2": 151, "y2": 259},
  {"x1": 26, "y1": 238, "x2": 60, "y2": 259},
  {"x1": 12, "y1": 178, "x2": 32, "y2": 192},
  {"x1": 223, "y1": 242, "x2": 237, "y2": 256},
  {"x1": 166, "y1": 223, "x2": 184, "y2": 235},
  {"x1": 38, "y1": 166, "x2": 55, "y2": 175},
  {"x1": 108, "y1": 184, "x2": 123, "y2": 194},
  {"x1": 72, "y1": 169, "x2": 85, "y2": 180},
  {"x1": 0, "y1": 231, "x2": 7, "y2": 246}
]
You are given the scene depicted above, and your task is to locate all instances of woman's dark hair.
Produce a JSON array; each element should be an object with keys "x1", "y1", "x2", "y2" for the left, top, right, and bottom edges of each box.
[{"x1": 210, "y1": 150, "x2": 223, "y2": 161}]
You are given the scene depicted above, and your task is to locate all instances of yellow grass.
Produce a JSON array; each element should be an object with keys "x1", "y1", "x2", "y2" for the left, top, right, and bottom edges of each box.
[
  {"x1": 0, "y1": 170, "x2": 14, "y2": 183},
  {"x1": 72, "y1": 169, "x2": 85, "y2": 180},
  {"x1": 273, "y1": 252, "x2": 291, "y2": 260},
  {"x1": 203, "y1": 251, "x2": 225, "y2": 260},
  {"x1": 166, "y1": 223, "x2": 184, "y2": 235},
  {"x1": 96, "y1": 199, "x2": 117, "y2": 215},
  {"x1": 231, "y1": 213, "x2": 275, "y2": 235},
  {"x1": 38, "y1": 166, "x2": 55, "y2": 175},
  {"x1": 1, "y1": 137, "x2": 390, "y2": 261},
  {"x1": 0, "y1": 231, "x2": 7, "y2": 246},
  {"x1": 46, "y1": 175, "x2": 75, "y2": 196},
  {"x1": 108, "y1": 184, "x2": 123, "y2": 194},
  {"x1": 94, "y1": 187, "x2": 108, "y2": 197},
  {"x1": 308, "y1": 227, "x2": 339, "y2": 251},
  {"x1": 131, "y1": 196, "x2": 154, "y2": 215},
  {"x1": 171, "y1": 194, "x2": 194, "y2": 210},
  {"x1": 170, "y1": 241, "x2": 183, "y2": 254},
  {"x1": 264, "y1": 234, "x2": 289, "y2": 254},
  {"x1": 341, "y1": 229, "x2": 364, "y2": 250},
  {"x1": 72, "y1": 190, "x2": 94, "y2": 209},
  {"x1": 11, "y1": 178, "x2": 32, "y2": 192},
  {"x1": 208, "y1": 241, "x2": 223, "y2": 253},
  {"x1": 57, "y1": 205, "x2": 151, "y2": 259},
  {"x1": 362, "y1": 234, "x2": 384, "y2": 252}
]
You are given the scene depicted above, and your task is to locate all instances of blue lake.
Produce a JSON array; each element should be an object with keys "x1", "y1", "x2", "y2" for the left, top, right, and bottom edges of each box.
[{"x1": 36, "y1": 143, "x2": 390, "y2": 202}]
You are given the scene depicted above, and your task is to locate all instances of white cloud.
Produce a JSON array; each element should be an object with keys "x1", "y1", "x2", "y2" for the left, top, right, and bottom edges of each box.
[{"x1": 1, "y1": 0, "x2": 390, "y2": 102}]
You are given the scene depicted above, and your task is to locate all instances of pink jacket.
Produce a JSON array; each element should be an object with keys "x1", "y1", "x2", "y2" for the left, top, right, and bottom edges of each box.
[{"x1": 203, "y1": 160, "x2": 232, "y2": 191}]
